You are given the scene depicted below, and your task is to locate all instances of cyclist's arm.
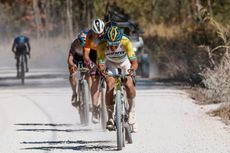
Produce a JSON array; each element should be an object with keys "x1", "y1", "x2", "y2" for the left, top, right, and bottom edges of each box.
[
  {"x1": 67, "y1": 40, "x2": 78, "y2": 67},
  {"x1": 67, "y1": 41, "x2": 78, "y2": 74},
  {"x1": 12, "y1": 40, "x2": 16, "y2": 53},
  {"x1": 83, "y1": 34, "x2": 91, "y2": 65},
  {"x1": 96, "y1": 41, "x2": 106, "y2": 71},
  {"x1": 123, "y1": 37, "x2": 138, "y2": 70},
  {"x1": 26, "y1": 40, "x2": 31, "y2": 53},
  {"x1": 67, "y1": 52, "x2": 75, "y2": 67}
]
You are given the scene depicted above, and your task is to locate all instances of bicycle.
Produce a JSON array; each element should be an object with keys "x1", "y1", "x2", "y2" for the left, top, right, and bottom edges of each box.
[
  {"x1": 107, "y1": 71, "x2": 133, "y2": 150},
  {"x1": 18, "y1": 50, "x2": 28, "y2": 85},
  {"x1": 76, "y1": 62, "x2": 90, "y2": 126},
  {"x1": 94, "y1": 75, "x2": 107, "y2": 131}
]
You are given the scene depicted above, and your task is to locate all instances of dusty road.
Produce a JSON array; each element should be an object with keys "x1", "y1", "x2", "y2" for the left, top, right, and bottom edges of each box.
[{"x1": 0, "y1": 68, "x2": 230, "y2": 153}]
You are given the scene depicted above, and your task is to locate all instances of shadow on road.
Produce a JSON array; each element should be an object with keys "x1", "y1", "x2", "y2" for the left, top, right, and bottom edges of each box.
[
  {"x1": 17, "y1": 128, "x2": 93, "y2": 132},
  {"x1": 15, "y1": 123, "x2": 74, "y2": 126},
  {"x1": 15, "y1": 123, "x2": 117, "y2": 151},
  {"x1": 22, "y1": 144, "x2": 117, "y2": 151},
  {"x1": 0, "y1": 73, "x2": 69, "y2": 88}
]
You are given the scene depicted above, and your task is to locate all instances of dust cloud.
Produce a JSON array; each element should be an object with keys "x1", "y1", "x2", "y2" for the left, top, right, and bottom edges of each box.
[{"x1": 0, "y1": 37, "x2": 71, "y2": 70}]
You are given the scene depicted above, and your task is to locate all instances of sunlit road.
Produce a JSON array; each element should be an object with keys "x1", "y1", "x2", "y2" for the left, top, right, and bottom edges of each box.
[{"x1": 0, "y1": 68, "x2": 230, "y2": 153}]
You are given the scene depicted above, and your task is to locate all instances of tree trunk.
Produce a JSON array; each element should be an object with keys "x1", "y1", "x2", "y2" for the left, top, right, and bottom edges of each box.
[
  {"x1": 66, "y1": 0, "x2": 73, "y2": 39},
  {"x1": 32, "y1": 0, "x2": 41, "y2": 39}
]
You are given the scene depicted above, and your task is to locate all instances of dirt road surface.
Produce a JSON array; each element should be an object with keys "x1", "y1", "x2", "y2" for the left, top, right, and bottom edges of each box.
[{"x1": 0, "y1": 68, "x2": 229, "y2": 153}]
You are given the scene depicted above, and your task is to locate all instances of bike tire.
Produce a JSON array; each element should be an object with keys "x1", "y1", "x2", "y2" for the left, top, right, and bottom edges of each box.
[
  {"x1": 21, "y1": 55, "x2": 25, "y2": 85},
  {"x1": 82, "y1": 80, "x2": 90, "y2": 126},
  {"x1": 123, "y1": 91, "x2": 133, "y2": 144},
  {"x1": 115, "y1": 90, "x2": 124, "y2": 150},
  {"x1": 78, "y1": 81, "x2": 84, "y2": 125},
  {"x1": 100, "y1": 86, "x2": 107, "y2": 131}
]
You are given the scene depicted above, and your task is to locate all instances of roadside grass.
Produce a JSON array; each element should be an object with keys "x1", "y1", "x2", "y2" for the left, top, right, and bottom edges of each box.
[
  {"x1": 209, "y1": 103, "x2": 230, "y2": 125},
  {"x1": 142, "y1": 22, "x2": 230, "y2": 124}
]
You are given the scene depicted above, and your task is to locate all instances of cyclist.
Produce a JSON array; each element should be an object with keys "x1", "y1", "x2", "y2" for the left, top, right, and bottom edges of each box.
[
  {"x1": 12, "y1": 35, "x2": 31, "y2": 77},
  {"x1": 97, "y1": 26, "x2": 138, "y2": 132},
  {"x1": 67, "y1": 31, "x2": 87, "y2": 106},
  {"x1": 83, "y1": 19, "x2": 105, "y2": 123}
]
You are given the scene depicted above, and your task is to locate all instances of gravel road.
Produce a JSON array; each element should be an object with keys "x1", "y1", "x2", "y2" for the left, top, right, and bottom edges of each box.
[{"x1": 0, "y1": 68, "x2": 229, "y2": 153}]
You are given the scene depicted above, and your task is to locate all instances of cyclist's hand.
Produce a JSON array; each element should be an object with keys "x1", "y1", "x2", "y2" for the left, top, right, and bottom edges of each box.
[
  {"x1": 100, "y1": 69, "x2": 108, "y2": 78},
  {"x1": 86, "y1": 61, "x2": 95, "y2": 70},
  {"x1": 69, "y1": 64, "x2": 77, "y2": 74},
  {"x1": 128, "y1": 68, "x2": 136, "y2": 76}
]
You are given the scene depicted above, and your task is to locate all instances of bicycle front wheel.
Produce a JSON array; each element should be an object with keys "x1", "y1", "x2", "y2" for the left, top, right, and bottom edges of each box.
[{"x1": 115, "y1": 90, "x2": 124, "y2": 150}]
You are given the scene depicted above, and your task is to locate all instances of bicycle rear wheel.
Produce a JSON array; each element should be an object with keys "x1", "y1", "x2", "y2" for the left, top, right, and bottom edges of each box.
[{"x1": 115, "y1": 90, "x2": 124, "y2": 150}]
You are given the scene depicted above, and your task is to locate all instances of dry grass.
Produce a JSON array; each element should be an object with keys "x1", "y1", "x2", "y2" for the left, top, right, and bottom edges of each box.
[
  {"x1": 187, "y1": 87, "x2": 212, "y2": 105},
  {"x1": 209, "y1": 103, "x2": 230, "y2": 124},
  {"x1": 143, "y1": 23, "x2": 181, "y2": 38}
]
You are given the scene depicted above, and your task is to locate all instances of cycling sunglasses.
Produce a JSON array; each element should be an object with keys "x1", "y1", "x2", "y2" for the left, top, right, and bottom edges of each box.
[
  {"x1": 107, "y1": 41, "x2": 120, "y2": 47},
  {"x1": 79, "y1": 37, "x2": 86, "y2": 47}
]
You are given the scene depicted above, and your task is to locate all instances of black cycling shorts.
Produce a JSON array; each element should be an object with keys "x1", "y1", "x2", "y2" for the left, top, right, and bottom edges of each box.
[
  {"x1": 89, "y1": 49, "x2": 97, "y2": 63},
  {"x1": 73, "y1": 53, "x2": 84, "y2": 67},
  {"x1": 15, "y1": 48, "x2": 26, "y2": 56}
]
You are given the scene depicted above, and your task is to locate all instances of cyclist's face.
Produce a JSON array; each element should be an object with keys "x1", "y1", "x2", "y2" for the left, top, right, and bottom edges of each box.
[{"x1": 109, "y1": 44, "x2": 119, "y2": 51}]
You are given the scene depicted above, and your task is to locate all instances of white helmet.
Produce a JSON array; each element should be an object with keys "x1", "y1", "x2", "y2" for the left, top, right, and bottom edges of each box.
[{"x1": 92, "y1": 19, "x2": 105, "y2": 34}]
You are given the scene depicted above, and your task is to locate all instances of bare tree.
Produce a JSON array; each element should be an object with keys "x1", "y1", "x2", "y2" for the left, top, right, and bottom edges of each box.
[
  {"x1": 32, "y1": 0, "x2": 41, "y2": 39},
  {"x1": 66, "y1": 0, "x2": 73, "y2": 38}
]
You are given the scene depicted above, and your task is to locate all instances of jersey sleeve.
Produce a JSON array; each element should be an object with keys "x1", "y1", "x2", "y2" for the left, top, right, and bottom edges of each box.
[
  {"x1": 97, "y1": 40, "x2": 107, "y2": 64},
  {"x1": 122, "y1": 37, "x2": 137, "y2": 61}
]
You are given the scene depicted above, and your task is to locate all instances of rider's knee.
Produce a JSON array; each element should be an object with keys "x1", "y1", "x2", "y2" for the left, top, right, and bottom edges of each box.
[
  {"x1": 69, "y1": 74, "x2": 76, "y2": 80},
  {"x1": 125, "y1": 78, "x2": 135, "y2": 89},
  {"x1": 106, "y1": 79, "x2": 115, "y2": 91}
]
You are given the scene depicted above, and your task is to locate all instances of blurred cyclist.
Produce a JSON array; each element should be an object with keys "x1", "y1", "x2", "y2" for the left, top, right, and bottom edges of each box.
[
  {"x1": 83, "y1": 19, "x2": 105, "y2": 123},
  {"x1": 67, "y1": 31, "x2": 87, "y2": 106},
  {"x1": 12, "y1": 35, "x2": 31, "y2": 77},
  {"x1": 97, "y1": 26, "x2": 138, "y2": 132}
]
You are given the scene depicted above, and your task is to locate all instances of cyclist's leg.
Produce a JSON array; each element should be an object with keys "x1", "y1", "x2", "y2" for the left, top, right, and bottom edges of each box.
[
  {"x1": 24, "y1": 50, "x2": 29, "y2": 72},
  {"x1": 121, "y1": 59, "x2": 136, "y2": 101},
  {"x1": 105, "y1": 61, "x2": 118, "y2": 129},
  {"x1": 15, "y1": 50, "x2": 20, "y2": 77},
  {"x1": 89, "y1": 50, "x2": 100, "y2": 123},
  {"x1": 69, "y1": 55, "x2": 82, "y2": 106},
  {"x1": 121, "y1": 59, "x2": 137, "y2": 131}
]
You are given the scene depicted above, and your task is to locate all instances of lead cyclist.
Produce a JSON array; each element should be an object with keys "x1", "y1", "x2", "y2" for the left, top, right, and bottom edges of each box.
[{"x1": 97, "y1": 25, "x2": 138, "y2": 132}]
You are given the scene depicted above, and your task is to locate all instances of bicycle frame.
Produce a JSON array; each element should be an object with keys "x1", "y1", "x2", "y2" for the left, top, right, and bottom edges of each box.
[
  {"x1": 111, "y1": 74, "x2": 132, "y2": 150},
  {"x1": 76, "y1": 62, "x2": 90, "y2": 125},
  {"x1": 19, "y1": 50, "x2": 27, "y2": 85}
]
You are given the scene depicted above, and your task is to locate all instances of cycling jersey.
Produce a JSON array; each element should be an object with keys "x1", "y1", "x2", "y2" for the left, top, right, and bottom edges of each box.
[
  {"x1": 69, "y1": 38, "x2": 84, "y2": 56},
  {"x1": 68, "y1": 37, "x2": 97, "y2": 67},
  {"x1": 13, "y1": 35, "x2": 29, "y2": 49},
  {"x1": 84, "y1": 29, "x2": 103, "y2": 50},
  {"x1": 97, "y1": 36, "x2": 137, "y2": 64}
]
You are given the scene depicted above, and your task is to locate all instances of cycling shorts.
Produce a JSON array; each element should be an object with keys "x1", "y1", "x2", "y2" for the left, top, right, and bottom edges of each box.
[
  {"x1": 89, "y1": 49, "x2": 97, "y2": 63},
  {"x1": 15, "y1": 48, "x2": 27, "y2": 57},
  {"x1": 73, "y1": 53, "x2": 84, "y2": 67},
  {"x1": 106, "y1": 58, "x2": 131, "y2": 75}
]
